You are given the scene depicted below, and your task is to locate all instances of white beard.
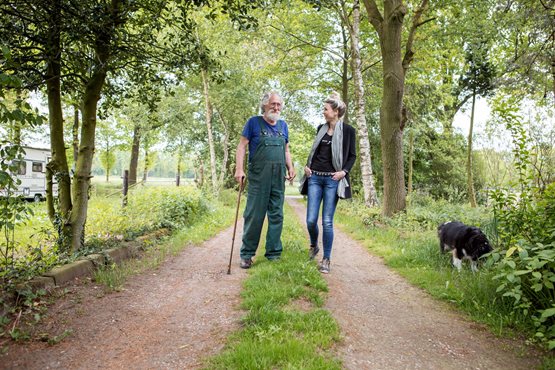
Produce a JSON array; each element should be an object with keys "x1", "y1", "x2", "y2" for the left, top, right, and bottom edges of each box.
[{"x1": 266, "y1": 111, "x2": 280, "y2": 122}]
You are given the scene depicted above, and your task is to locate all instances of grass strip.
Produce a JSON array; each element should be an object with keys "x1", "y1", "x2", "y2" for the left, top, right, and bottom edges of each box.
[{"x1": 207, "y1": 202, "x2": 341, "y2": 369}]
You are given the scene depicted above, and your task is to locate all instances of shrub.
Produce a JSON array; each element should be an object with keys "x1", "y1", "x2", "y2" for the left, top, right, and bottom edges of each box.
[
  {"x1": 489, "y1": 99, "x2": 555, "y2": 349},
  {"x1": 341, "y1": 195, "x2": 491, "y2": 234},
  {"x1": 491, "y1": 184, "x2": 555, "y2": 349},
  {"x1": 129, "y1": 186, "x2": 209, "y2": 229}
]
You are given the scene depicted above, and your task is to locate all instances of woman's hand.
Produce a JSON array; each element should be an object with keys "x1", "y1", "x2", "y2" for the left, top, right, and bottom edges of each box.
[
  {"x1": 332, "y1": 170, "x2": 347, "y2": 181},
  {"x1": 304, "y1": 166, "x2": 312, "y2": 177}
]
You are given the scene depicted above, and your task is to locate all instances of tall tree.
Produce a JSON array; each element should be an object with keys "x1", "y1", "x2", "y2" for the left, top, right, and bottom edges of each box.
[
  {"x1": 361, "y1": 0, "x2": 430, "y2": 216},
  {"x1": 1, "y1": 0, "x2": 73, "y2": 242},
  {"x1": 201, "y1": 68, "x2": 218, "y2": 192},
  {"x1": 340, "y1": 0, "x2": 379, "y2": 207},
  {"x1": 459, "y1": 41, "x2": 496, "y2": 207}
]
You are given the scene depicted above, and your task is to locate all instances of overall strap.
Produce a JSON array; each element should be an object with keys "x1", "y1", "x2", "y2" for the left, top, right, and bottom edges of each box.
[{"x1": 257, "y1": 117, "x2": 284, "y2": 137}]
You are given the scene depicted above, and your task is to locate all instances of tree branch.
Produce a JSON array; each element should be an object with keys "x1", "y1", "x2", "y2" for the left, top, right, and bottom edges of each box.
[
  {"x1": 539, "y1": 0, "x2": 555, "y2": 11},
  {"x1": 402, "y1": 0, "x2": 429, "y2": 72},
  {"x1": 361, "y1": 0, "x2": 383, "y2": 35},
  {"x1": 267, "y1": 24, "x2": 345, "y2": 60}
]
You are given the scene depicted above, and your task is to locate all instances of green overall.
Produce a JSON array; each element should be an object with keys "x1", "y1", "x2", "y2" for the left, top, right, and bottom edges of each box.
[{"x1": 240, "y1": 119, "x2": 287, "y2": 260}]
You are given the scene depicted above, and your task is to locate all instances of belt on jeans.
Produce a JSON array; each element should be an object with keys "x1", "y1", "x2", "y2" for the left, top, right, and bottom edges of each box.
[{"x1": 312, "y1": 170, "x2": 335, "y2": 176}]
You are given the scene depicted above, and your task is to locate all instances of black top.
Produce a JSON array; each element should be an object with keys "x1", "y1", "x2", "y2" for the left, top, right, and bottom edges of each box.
[
  {"x1": 311, "y1": 133, "x2": 335, "y2": 172},
  {"x1": 308, "y1": 123, "x2": 357, "y2": 199}
]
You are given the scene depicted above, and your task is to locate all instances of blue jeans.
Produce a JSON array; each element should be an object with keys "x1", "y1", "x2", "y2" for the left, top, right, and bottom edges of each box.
[{"x1": 306, "y1": 174, "x2": 339, "y2": 260}]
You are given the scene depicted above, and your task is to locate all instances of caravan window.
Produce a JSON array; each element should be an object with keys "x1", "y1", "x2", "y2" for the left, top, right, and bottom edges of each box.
[
  {"x1": 32, "y1": 162, "x2": 43, "y2": 172},
  {"x1": 15, "y1": 161, "x2": 26, "y2": 175}
]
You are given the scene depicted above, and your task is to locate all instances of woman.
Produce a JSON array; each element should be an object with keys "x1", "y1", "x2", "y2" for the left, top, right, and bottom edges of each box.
[{"x1": 299, "y1": 92, "x2": 356, "y2": 274}]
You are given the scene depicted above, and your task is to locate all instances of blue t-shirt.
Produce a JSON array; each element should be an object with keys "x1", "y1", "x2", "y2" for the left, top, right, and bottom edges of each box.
[{"x1": 241, "y1": 116, "x2": 289, "y2": 162}]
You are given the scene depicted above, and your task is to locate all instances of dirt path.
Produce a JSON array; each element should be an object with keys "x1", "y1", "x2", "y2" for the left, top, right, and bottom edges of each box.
[
  {"x1": 2, "y1": 199, "x2": 543, "y2": 369},
  {"x1": 2, "y1": 220, "x2": 249, "y2": 370},
  {"x1": 287, "y1": 197, "x2": 540, "y2": 370}
]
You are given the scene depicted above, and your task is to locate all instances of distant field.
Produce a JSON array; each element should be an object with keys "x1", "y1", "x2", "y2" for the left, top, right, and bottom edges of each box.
[{"x1": 90, "y1": 176, "x2": 195, "y2": 186}]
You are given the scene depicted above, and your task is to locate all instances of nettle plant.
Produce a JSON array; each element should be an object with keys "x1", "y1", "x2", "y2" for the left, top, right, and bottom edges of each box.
[{"x1": 489, "y1": 98, "x2": 555, "y2": 349}]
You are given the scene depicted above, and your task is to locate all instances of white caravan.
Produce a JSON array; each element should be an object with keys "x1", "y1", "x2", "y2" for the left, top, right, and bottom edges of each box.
[{"x1": 14, "y1": 146, "x2": 55, "y2": 201}]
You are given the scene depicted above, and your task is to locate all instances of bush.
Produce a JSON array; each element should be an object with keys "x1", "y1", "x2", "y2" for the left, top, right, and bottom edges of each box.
[
  {"x1": 85, "y1": 186, "x2": 210, "y2": 241},
  {"x1": 488, "y1": 99, "x2": 555, "y2": 349},
  {"x1": 491, "y1": 183, "x2": 555, "y2": 349},
  {"x1": 341, "y1": 195, "x2": 491, "y2": 235}
]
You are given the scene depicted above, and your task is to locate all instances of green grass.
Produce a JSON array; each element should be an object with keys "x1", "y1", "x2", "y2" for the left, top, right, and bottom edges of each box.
[{"x1": 207, "y1": 203, "x2": 341, "y2": 369}]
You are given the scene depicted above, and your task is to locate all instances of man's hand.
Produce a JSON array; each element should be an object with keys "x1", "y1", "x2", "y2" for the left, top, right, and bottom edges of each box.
[
  {"x1": 235, "y1": 170, "x2": 245, "y2": 183},
  {"x1": 285, "y1": 168, "x2": 296, "y2": 185}
]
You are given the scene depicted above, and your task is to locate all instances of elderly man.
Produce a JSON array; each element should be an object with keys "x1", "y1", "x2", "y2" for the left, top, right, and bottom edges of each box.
[{"x1": 234, "y1": 91, "x2": 296, "y2": 268}]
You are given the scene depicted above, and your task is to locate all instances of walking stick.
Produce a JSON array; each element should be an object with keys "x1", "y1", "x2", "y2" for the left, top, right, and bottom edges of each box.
[{"x1": 227, "y1": 176, "x2": 245, "y2": 275}]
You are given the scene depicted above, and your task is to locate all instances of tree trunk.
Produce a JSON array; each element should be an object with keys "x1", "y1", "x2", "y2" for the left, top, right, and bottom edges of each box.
[
  {"x1": 219, "y1": 128, "x2": 230, "y2": 187},
  {"x1": 348, "y1": 0, "x2": 379, "y2": 207},
  {"x1": 129, "y1": 124, "x2": 141, "y2": 186},
  {"x1": 13, "y1": 90, "x2": 22, "y2": 145},
  {"x1": 552, "y1": 52, "x2": 555, "y2": 106},
  {"x1": 377, "y1": 1, "x2": 407, "y2": 216},
  {"x1": 215, "y1": 107, "x2": 230, "y2": 188},
  {"x1": 45, "y1": 0, "x2": 72, "y2": 250},
  {"x1": 105, "y1": 144, "x2": 111, "y2": 183},
  {"x1": 69, "y1": 0, "x2": 119, "y2": 252},
  {"x1": 467, "y1": 92, "x2": 477, "y2": 207},
  {"x1": 341, "y1": 20, "x2": 350, "y2": 125},
  {"x1": 407, "y1": 128, "x2": 414, "y2": 197},
  {"x1": 71, "y1": 76, "x2": 104, "y2": 252},
  {"x1": 176, "y1": 151, "x2": 182, "y2": 187},
  {"x1": 195, "y1": 158, "x2": 204, "y2": 188},
  {"x1": 362, "y1": 0, "x2": 427, "y2": 216},
  {"x1": 73, "y1": 104, "x2": 79, "y2": 165},
  {"x1": 201, "y1": 69, "x2": 218, "y2": 192}
]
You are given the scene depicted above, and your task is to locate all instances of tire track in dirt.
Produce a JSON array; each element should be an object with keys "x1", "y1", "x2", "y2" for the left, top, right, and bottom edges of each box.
[
  {"x1": 2, "y1": 221, "x2": 248, "y2": 370},
  {"x1": 287, "y1": 197, "x2": 540, "y2": 370}
]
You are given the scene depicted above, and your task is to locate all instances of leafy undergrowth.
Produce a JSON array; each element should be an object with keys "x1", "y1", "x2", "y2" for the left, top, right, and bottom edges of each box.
[{"x1": 207, "y1": 203, "x2": 341, "y2": 369}]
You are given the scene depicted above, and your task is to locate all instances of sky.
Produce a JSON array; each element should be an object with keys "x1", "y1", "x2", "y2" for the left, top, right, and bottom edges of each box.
[{"x1": 452, "y1": 97, "x2": 495, "y2": 150}]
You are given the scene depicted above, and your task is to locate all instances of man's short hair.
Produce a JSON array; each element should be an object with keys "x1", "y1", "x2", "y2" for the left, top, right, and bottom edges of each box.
[{"x1": 260, "y1": 91, "x2": 284, "y2": 114}]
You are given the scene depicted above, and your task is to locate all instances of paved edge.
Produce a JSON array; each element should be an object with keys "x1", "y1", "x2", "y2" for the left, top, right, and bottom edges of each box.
[{"x1": 16, "y1": 228, "x2": 171, "y2": 292}]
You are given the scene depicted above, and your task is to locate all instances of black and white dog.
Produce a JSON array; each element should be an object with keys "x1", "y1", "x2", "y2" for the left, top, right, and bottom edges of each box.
[{"x1": 437, "y1": 221, "x2": 492, "y2": 272}]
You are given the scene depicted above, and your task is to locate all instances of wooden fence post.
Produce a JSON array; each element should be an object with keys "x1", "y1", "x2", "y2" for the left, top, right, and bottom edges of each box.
[{"x1": 122, "y1": 170, "x2": 129, "y2": 207}]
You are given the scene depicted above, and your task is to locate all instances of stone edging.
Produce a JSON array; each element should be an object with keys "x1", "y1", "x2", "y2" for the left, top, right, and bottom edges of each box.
[{"x1": 21, "y1": 228, "x2": 170, "y2": 291}]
